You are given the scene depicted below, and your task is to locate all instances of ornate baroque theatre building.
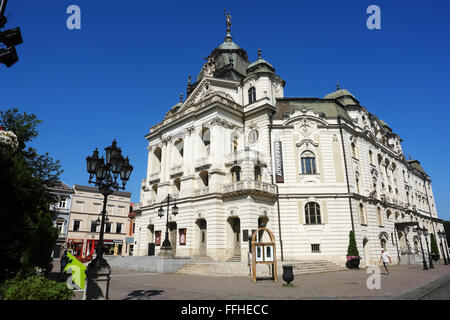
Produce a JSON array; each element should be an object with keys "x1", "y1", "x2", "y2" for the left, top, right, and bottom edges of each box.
[{"x1": 134, "y1": 21, "x2": 447, "y2": 267}]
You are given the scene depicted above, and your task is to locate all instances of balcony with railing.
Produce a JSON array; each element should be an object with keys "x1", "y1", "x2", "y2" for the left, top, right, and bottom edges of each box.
[
  {"x1": 195, "y1": 157, "x2": 212, "y2": 170},
  {"x1": 222, "y1": 180, "x2": 277, "y2": 198},
  {"x1": 170, "y1": 163, "x2": 184, "y2": 177},
  {"x1": 224, "y1": 148, "x2": 267, "y2": 166},
  {"x1": 148, "y1": 172, "x2": 160, "y2": 183}
]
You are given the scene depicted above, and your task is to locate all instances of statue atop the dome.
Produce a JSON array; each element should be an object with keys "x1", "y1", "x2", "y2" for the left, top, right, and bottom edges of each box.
[{"x1": 224, "y1": 9, "x2": 232, "y2": 34}]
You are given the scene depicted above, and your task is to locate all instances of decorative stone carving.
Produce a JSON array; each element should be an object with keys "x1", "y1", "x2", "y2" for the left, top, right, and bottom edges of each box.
[
  {"x1": 202, "y1": 56, "x2": 216, "y2": 78},
  {"x1": 161, "y1": 136, "x2": 172, "y2": 145},
  {"x1": 296, "y1": 138, "x2": 319, "y2": 149},
  {"x1": 208, "y1": 116, "x2": 235, "y2": 129}
]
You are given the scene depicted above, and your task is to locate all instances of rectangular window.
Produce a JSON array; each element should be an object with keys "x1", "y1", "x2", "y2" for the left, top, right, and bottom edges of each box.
[
  {"x1": 58, "y1": 198, "x2": 67, "y2": 208},
  {"x1": 56, "y1": 221, "x2": 64, "y2": 233},
  {"x1": 301, "y1": 157, "x2": 316, "y2": 174},
  {"x1": 179, "y1": 228, "x2": 186, "y2": 245},
  {"x1": 155, "y1": 231, "x2": 161, "y2": 246},
  {"x1": 73, "y1": 220, "x2": 81, "y2": 231},
  {"x1": 90, "y1": 221, "x2": 97, "y2": 232},
  {"x1": 311, "y1": 244, "x2": 321, "y2": 253},
  {"x1": 116, "y1": 223, "x2": 122, "y2": 234},
  {"x1": 105, "y1": 222, "x2": 111, "y2": 233}
]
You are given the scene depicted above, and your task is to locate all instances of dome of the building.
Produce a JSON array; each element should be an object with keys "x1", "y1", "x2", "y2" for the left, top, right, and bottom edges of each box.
[
  {"x1": 324, "y1": 88, "x2": 356, "y2": 100},
  {"x1": 218, "y1": 34, "x2": 240, "y2": 50},
  {"x1": 195, "y1": 31, "x2": 250, "y2": 82},
  {"x1": 246, "y1": 49, "x2": 275, "y2": 75}
]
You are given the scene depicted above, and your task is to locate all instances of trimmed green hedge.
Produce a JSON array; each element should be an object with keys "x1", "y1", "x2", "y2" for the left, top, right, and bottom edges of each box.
[{"x1": 0, "y1": 274, "x2": 74, "y2": 300}]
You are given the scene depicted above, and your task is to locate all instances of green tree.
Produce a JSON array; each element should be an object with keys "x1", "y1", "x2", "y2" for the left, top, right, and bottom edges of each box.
[
  {"x1": 347, "y1": 230, "x2": 360, "y2": 257},
  {"x1": 0, "y1": 109, "x2": 63, "y2": 282}
]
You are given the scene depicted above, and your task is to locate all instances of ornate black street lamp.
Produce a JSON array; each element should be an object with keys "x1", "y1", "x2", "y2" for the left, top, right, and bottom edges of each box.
[
  {"x1": 84, "y1": 139, "x2": 133, "y2": 299},
  {"x1": 157, "y1": 194, "x2": 178, "y2": 255},
  {"x1": 423, "y1": 228, "x2": 434, "y2": 269},
  {"x1": 414, "y1": 227, "x2": 428, "y2": 270},
  {"x1": 437, "y1": 231, "x2": 449, "y2": 265}
]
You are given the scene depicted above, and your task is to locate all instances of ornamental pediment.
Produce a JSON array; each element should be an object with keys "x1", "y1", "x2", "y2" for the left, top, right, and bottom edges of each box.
[
  {"x1": 182, "y1": 79, "x2": 236, "y2": 110},
  {"x1": 296, "y1": 139, "x2": 319, "y2": 149}
]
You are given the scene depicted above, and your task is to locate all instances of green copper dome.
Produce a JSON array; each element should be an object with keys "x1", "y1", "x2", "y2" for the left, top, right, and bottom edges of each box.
[
  {"x1": 324, "y1": 89, "x2": 356, "y2": 100},
  {"x1": 246, "y1": 49, "x2": 275, "y2": 75}
]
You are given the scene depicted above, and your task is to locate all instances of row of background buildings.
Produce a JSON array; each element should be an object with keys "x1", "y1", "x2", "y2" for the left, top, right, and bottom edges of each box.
[{"x1": 48, "y1": 182, "x2": 135, "y2": 260}]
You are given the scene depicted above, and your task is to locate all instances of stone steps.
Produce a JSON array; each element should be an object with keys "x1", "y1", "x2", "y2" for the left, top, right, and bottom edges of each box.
[
  {"x1": 226, "y1": 255, "x2": 242, "y2": 262},
  {"x1": 289, "y1": 260, "x2": 347, "y2": 274},
  {"x1": 176, "y1": 259, "x2": 347, "y2": 276}
]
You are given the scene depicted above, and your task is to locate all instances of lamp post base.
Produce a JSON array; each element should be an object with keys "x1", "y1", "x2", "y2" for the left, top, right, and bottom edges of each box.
[
  {"x1": 84, "y1": 257, "x2": 111, "y2": 300},
  {"x1": 158, "y1": 246, "x2": 174, "y2": 257}
]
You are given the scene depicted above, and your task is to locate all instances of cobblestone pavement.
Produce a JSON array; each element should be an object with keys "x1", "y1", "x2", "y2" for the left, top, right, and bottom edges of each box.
[{"x1": 69, "y1": 263, "x2": 450, "y2": 300}]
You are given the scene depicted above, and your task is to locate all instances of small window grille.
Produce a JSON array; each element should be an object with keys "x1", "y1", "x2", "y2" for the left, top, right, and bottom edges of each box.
[{"x1": 311, "y1": 244, "x2": 320, "y2": 253}]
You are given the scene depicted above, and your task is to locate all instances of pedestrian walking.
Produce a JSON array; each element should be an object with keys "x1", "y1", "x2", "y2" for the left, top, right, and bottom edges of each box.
[
  {"x1": 380, "y1": 249, "x2": 392, "y2": 275},
  {"x1": 60, "y1": 248, "x2": 68, "y2": 274}
]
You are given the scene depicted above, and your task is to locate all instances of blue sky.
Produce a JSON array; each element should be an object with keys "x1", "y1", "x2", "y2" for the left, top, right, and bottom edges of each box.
[{"x1": 1, "y1": 0, "x2": 449, "y2": 220}]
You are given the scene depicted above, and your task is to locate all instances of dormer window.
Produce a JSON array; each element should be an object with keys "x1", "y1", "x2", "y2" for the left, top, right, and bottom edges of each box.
[{"x1": 248, "y1": 87, "x2": 256, "y2": 104}]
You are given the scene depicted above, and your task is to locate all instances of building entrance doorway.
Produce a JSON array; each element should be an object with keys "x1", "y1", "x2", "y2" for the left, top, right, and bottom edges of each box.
[
  {"x1": 227, "y1": 217, "x2": 241, "y2": 256},
  {"x1": 196, "y1": 219, "x2": 207, "y2": 256}
]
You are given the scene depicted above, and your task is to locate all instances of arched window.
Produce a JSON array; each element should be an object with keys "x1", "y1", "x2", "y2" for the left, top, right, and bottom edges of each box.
[
  {"x1": 232, "y1": 137, "x2": 238, "y2": 153},
  {"x1": 359, "y1": 203, "x2": 366, "y2": 225},
  {"x1": 174, "y1": 178, "x2": 181, "y2": 192},
  {"x1": 351, "y1": 142, "x2": 357, "y2": 158},
  {"x1": 152, "y1": 147, "x2": 162, "y2": 173},
  {"x1": 377, "y1": 207, "x2": 383, "y2": 226},
  {"x1": 380, "y1": 239, "x2": 387, "y2": 250},
  {"x1": 199, "y1": 170, "x2": 209, "y2": 187},
  {"x1": 305, "y1": 202, "x2": 321, "y2": 224},
  {"x1": 254, "y1": 166, "x2": 262, "y2": 181},
  {"x1": 201, "y1": 127, "x2": 210, "y2": 157},
  {"x1": 301, "y1": 151, "x2": 317, "y2": 174},
  {"x1": 248, "y1": 87, "x2": 256, "y2": 104},
  {"x1": 174, "y1": 138, "x2": 184, "y2": 161},
  {"x1": 231, "y1": 166, "x2": 241, "y2": 182},
  {"x1": 355, "y1": 172, "x2": 361, "y2": 194}
]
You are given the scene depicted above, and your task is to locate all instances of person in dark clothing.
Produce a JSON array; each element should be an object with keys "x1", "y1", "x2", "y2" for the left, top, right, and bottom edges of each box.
[{"x1": 60, "y1": 248, "x2": 69, "y2": 274}]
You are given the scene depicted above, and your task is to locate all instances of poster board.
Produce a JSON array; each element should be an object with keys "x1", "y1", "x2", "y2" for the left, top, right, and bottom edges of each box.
[{"x1": 251, "y1": 227, "x2": 278, "y2": 283}]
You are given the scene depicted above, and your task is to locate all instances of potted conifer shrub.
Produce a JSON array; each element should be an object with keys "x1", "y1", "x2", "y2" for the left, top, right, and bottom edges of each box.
[
  {"x1": 346, "y1": 231, "x2": 360, "y2": 269},
  {"x1": 430, "y1": 234, "x2": 440, "y2": 262}
]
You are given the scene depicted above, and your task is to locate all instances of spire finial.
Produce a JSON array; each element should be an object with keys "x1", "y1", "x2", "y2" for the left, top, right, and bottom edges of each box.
[
  {"x1": 257, "y1": 49, "x2": 262, "y2": 59},
  {"x1": 188, "y1": 75, "x2": 191, "y2": 85},
  {"x1": 408, "y1": 154, "x2": 412, "y2": 160},
  {"x1": 180, "y1": 93, "x2": 183, "y2": 102},
  {"x1": 336, "y1": 81, "x2": 340, "y2": 90}
]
